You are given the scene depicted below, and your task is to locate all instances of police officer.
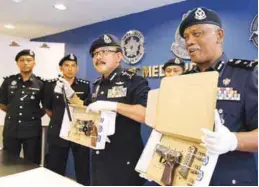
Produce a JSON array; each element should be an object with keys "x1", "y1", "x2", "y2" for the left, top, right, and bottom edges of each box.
[
  {"x1": 55, "y1": 34, "x2": 150, "y2": 185},
  {"x1": 44, "y1": 54, "x2": 90, "y2": 185},
  {"x1": 179, "y1": 7, "x2": 258, "y2": 185},
  {"x1": 0, "y1": 49, "x2": 45, "y2": 164},
  {"x1": 163, "y1": 57, "x2": 185, "y2": 77}
]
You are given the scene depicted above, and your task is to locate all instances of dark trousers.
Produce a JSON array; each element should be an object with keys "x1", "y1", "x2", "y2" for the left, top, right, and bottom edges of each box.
[
  {"x1": 47, "y1": 143, "x2": 90, "y2": 186},
  {"x1": 3, "y1": 136, "x2": 41, "y2": 165}
]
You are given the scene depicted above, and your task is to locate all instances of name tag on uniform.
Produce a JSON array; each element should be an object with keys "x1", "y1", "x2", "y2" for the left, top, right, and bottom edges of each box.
[
  {"x1": 217, "y1": 87, "x2": 240, "y2": 101},
  {"x1": 75, "y1": 92, "x2": 84, "y2": 95},
  {"x1": 29, "y1": 87, "x2": 40, "y2": 91},
  {"x1": 107, "y1": 86, "x2": 127, "y2": 98}
]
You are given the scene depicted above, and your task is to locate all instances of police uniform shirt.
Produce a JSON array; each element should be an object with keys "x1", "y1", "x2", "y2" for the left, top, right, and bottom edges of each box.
[
  {"x1": 44, "y1": 77, "x2": 91, "y2": 147},
  {"x1": 0, "y1": 74, "x2": 45, "y2": 138},
  {"x1": 186, "y1": 53, "x2": 258, "y2": 185},
  {"x1": 91, "y1": 67, "x2": 150, "y2": 185}
]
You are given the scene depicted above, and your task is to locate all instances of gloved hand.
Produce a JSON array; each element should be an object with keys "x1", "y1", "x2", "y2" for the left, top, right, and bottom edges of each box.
[
  {"x1": 54, "y1": 77, "x2": 75, "y2": 99},
  {"x1": 201, "y1": 109, "x2": 238, "y2": 155},
  {"x1": 86, "y1": 101, "x2": 117, "y2": 113}
]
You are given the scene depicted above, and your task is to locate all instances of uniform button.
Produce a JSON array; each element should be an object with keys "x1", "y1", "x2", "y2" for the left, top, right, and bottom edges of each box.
[
  {"x1": 18, "y1": 120, "x2": 21, "y2": 123},
  {"x1": 19, "y1": 113, "x2": 22, "y2": 116},
  {"x1": 218, "y1": 109, "x2": 223, "y2": 114},
  {"x1": 22, "y1": 85, "x2": 25, "y2": 88},
  {"x1": 32, "y1": 117, "x2": 35, "y2": 119},
  {"x1": 127, "y1": 161, "x2": 130, "y2": 165},
  {"x1": 20, "y1": 98, "x2": 24, "y2": 101},
  {"x1": 56, "y1": 96, "x2": 59, "y2": 99},
  {"x1": 32, "y1": 92, "x2": 35, "y2": 95},
  {"x1": 96, "y1": 151, "x2": 100, "y2": 155},
  {"x1": 11, "y1": 91, "x2": 14, "y2": 94},
  {"x1": 22, "y1": 91, "x2": 25, "y2": 94},
  {"x1": 101, "y1": 91, "x2": 104, "y2": 95},
  {"x1": 232, "y1": 179, "x2": 236, "y2": 184},
  {"x1": 8, "y1": 116, "x2": 11, "y2": 119},
  {"x1": 20, "y1": 106, "x2": 23, "y2": 109}
]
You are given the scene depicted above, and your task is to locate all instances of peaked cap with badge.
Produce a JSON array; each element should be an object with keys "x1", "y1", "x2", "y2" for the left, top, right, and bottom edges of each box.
[
  {"x1": 162, "y1": 57, "x2": 185, "y2": 71},
  {"x1": 89, "y1": 34, "x2": 122, "y2": 57},
  {"x1": 15, "y1": 49, "x2": 35, "y2": 61},
  {"x1": 179, "y1": 7, "x2": 222, "y2": 37},
  {"x1": 59, "y1": 53, "x2": 77, "y2": 66}
]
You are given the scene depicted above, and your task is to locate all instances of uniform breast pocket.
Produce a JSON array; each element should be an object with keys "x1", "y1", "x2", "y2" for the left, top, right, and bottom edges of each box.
[{"x1": 217, "y1": 100, "x2": 242, "y2": 132}]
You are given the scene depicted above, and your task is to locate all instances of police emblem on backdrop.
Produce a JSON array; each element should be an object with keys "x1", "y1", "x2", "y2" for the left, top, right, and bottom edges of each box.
[
  {"x1": 250, "y1": 14, "x2": 258, "y2": 48},
  {"x1": 121, "y1": 30, "x2": 144, "y2": 65},
  {"x1": 171, "y1": 11, "x2": 191, "y2": 60},
  {"x1": 107, "y1": 86, "x2": 127, "y2": 98}
]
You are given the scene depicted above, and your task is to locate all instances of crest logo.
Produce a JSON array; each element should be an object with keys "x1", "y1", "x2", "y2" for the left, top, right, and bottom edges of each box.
[
  {"x1": 195, "y1": 8, "x2": 206, "y2": 20},
  {"x1": 171, "y1": 10, "x2": 191, "y2": 60},
  {"x1": 250, "y1": 14, "x2": 258, "y2": 48},
  {"x1": 121, "y1": 30, "x2": 144, "y2": 65},
  {"x1": 70, "y1": 53, "x2": 75, "y2": 60},
  {"x1": 104, "y1": 35, "x2": 112, "y2": 44}
]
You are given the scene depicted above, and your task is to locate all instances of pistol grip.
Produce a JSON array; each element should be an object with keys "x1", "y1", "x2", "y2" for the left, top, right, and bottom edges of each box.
[{"x1": 161, "y1": 162, "x2": 177, "y2": 186}]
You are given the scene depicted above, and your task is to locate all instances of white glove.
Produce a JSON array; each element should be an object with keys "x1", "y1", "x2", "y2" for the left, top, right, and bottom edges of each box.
[
  {"x1": 201, "y1": 109, "x2": 238, "y2": 155},
  {"x1": 54, "y1": 77, "x2": 75, "y2": 99},
  {"x1": 86, "y1": 101, "x2": 117, "y2": 113}
]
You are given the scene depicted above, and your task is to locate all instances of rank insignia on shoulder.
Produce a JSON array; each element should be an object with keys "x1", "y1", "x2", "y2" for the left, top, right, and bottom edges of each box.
[
  {"x1": 217, "y1": 87, "x2": 240, "y2": 101},
  {"x1": 78, "y1": 79, "x2": 89, "y2": 84},
  {"x1": 228, "y1": 59, "x2": 258, "y2": 69}
]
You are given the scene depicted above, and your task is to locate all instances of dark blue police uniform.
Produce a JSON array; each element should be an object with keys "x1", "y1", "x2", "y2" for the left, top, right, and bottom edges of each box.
[
  {"x1": 91, "y1": 67, "x2": 150, "y2": 186},
  {"x1": 186, "y1": 53, "x2": 258, "y2": 185},
  {"x1": 44, "y1": 77, "x2": 91, "y2": 185},
  {"x1": 0, "y1": 73, "x2": 45, "y2": 164}
]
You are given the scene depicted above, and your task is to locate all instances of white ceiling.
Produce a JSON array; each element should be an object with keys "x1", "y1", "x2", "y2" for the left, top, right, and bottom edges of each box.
[{"x1": 0, "y1": 0, "x2": 185, "y2": 39}]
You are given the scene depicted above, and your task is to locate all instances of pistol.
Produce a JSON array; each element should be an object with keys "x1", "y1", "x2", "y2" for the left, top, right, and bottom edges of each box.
[{"x1": 155, "y1": 144, "x2": 182, "y2": 186}]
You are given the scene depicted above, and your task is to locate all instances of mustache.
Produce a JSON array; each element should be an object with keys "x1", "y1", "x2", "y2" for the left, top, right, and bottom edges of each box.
[{"x1": 95, "y1": 60, "x2": 106, "y2": 66}]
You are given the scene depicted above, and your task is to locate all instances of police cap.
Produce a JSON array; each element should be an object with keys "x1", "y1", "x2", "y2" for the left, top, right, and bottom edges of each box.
[
  {"x1": 179, "y1": 7, "x2": 222, "y2": 37},
  {"x1": 15, "y1": 49, "x2": 35, "y2": 61},
  {"x1": 162, "y1": 57, "x2": 185, "y2": 71},
  {"x1": 89, "y1": 34, "x2": 121, "y2": 57},
  {"x1": 59, "y1": 53, "x2": 77, "y2": 66}
]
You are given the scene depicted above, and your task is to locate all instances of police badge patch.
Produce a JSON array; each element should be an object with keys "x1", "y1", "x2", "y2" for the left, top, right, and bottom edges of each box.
[
  {"x1": 121, "y1": 30, "x2": 144, "y2": 65},
  {"x1": 250, "y1": 14, "x2": 258, "y2": 48}
]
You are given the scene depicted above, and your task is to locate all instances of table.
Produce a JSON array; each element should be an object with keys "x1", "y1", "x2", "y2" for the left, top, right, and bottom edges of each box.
[{"x1": 0, "y1": 167, "x2": 83, "y2": 186}]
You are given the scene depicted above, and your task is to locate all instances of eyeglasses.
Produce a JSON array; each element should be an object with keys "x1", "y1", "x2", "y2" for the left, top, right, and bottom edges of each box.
[{"x1": 92, "y1": 49, "x2": 118, "y2": 58}]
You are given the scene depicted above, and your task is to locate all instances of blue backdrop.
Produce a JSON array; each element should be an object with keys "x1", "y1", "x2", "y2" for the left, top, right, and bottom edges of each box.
[{"x1": 33, "y1": 0, "x2": 258, "y2": 182}]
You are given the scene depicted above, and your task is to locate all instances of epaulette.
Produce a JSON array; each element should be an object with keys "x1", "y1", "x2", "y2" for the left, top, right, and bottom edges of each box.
[
  {"x1": 227, "y1": 59, "x2": 258, "y2": 70},
  {"x1": 36, "y1": 76, "x2": 47, "y2": 82},
  {"x1": 93, "y1": 77, "x2": 102, "y2": 85},
  {"x1": 77, "y1": 78, "x2": 89, "y2": 84},
  {"x1": 45, "y1": 78, "x2": 58, "y2": 83},
  {"x1": 121, "y1": 69, "x2": 136, "y2": 80},
  {"x1": 3, "y1": 75, "x2": 13, "y2": 79}
]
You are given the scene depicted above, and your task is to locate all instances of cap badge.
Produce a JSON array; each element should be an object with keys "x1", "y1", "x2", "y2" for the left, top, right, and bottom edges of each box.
[
  {"x1": 29, "y1": 50, "x2": 34, "y2": 56},
  {"x1": 70, "y1": 54, "x2": 75, "y2": 60},
  {"x1": 104, "y1": 35, "x2": 112, "y2": 44},
  {"x1": 174, "y1": 58, "x2": 181, "y2": 64},
  {"x1": 195, "y1": 8, "x2": 206, "y2": 20}
]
